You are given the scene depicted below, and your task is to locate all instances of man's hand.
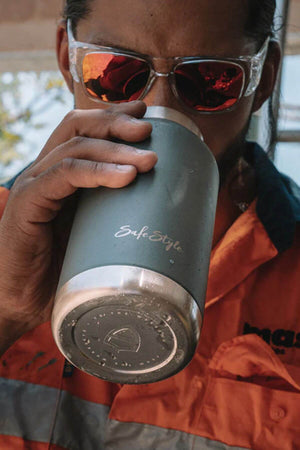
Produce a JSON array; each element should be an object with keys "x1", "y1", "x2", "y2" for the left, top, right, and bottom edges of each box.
[{"x1": 0, "y1": 101, "x2": 157, "y2": 354}]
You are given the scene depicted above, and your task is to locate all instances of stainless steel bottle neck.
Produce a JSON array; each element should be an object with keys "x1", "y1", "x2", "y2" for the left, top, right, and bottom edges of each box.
[{"x1": 144, "y1": 106, "x2": 203, "y2": 140}]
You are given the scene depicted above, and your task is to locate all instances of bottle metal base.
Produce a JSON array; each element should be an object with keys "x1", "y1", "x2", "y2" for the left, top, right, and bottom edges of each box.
[{"x1": 52, "y1": 266, "x2": 201, "y2": 384}]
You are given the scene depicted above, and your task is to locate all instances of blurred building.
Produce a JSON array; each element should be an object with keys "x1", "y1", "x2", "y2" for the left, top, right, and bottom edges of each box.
[{"x1": 0, "y1": 0, "x2": 61, "y2": 72}]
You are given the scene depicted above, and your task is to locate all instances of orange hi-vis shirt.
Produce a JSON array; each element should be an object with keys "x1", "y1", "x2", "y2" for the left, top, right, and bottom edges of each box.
[{"x1": 0, "y1": 144, "x2": 300, "y2": 450}]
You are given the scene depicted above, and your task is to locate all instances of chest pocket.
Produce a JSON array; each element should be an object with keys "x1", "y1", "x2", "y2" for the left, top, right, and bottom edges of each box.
[{"x1": 198, "y1": 334, "x2": 300, "y2": 450}]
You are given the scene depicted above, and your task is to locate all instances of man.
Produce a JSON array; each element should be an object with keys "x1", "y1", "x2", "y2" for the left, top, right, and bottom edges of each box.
[{"x1": 0, "y1": 0, "x2": 300, "y2": 448}]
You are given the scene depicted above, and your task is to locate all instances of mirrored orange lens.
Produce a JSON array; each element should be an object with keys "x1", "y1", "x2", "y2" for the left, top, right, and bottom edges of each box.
[
  {"x1": 174, "y1": 61, "x2": 244, "y2": 111},
  {"x1": 82, "y1": 53, "x2": 150, "y2": 102}
]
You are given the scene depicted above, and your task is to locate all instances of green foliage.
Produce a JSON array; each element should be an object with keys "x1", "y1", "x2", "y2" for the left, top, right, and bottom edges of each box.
[{"x1": 0, "y1": 72, "x2": 66, "y2": 169}]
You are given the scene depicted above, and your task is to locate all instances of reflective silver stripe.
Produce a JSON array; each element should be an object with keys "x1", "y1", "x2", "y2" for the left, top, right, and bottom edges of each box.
[
  {"x1": 52, "y1": 389, "x2": 109, "y2": 449},
  {"x1": 0, "y1": 377, "x2": 59, "y2": 442},
  {"x1": 104, "y1": 420, "x2": 250, "y2": 450},
  {"x1": 0, "y1": 378, "x2": 109, "y2": 449},
  {"x1": 0, "y1": 377, "x2": 250, "y2": 449}
]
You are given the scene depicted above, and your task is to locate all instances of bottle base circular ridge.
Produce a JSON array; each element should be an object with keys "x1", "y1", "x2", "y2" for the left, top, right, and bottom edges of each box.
[{"x1": 52, "y1": 265, "x2": 202, "y2": 384}]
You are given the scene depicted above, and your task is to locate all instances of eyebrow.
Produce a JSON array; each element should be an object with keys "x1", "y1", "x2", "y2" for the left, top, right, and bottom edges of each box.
[
  {"x1": 78, "y1": 31, "x2": 258, "y2": 60},
  {"x1": 84, "y1": 38, "x2": 223, "y2": 59},
  {"x1": 91, "y1": 36, "x2": 137, "y2": 54}
]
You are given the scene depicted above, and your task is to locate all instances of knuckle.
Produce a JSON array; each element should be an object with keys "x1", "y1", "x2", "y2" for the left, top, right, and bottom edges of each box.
[
  {"x1": 63, "y1": 109, "x2": 85, "y2": 136},
  {"x1": 60, "y1": 157, "x2": 77, "y2": 173},
  {"x1": 101, "y1": 109, "x2": 117, "y2": 122},
  {"x1": 9, "y1": 175, "x2": 33, "y2": 200},
  {"x1": 108, "y1": 141, "x2": 123, "y2": 154},
  {"x1": 107, "y1": 102, "x2": 133, "y2": 113},
  {"x1": 92, "y1": 161, "x2": 104, "y2": 173},
  {"x1": 104, "y1": 108, "x2": 130, "y2": 123},
  {"x1": 64, "y1": 109, "x2": 81, "y2": 123},
  {"x1": 10, "y1": 177, "x2": 24, "y2": 196},
  {"x1": 68, "y1": 135, "x2": 86, "y2": 147},
  {"x1": 105, "y1": 103, "x2": 120, "y2": 113},
  {"x1": 10, "y1": 164, "x2": 34, "y2": 191},
  {"x1": 106, "y1": 110, "x2": 129, "y2": 137}
]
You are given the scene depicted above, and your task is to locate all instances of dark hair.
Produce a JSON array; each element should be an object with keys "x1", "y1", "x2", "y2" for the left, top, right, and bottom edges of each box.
[
  {"x1": 63, "y1": 0, "x2": 93, "y2": 35},
  {"x1": 246, "y1": 0, "x2": 276, "y2": 44}
]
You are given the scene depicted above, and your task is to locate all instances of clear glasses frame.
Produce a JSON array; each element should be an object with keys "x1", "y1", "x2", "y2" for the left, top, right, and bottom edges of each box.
[{"x1": 67, "y1": 19, "x2": 270, "y2": 114}]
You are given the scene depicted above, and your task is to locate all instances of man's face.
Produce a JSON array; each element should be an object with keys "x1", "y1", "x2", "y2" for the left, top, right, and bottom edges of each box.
[{"x1": 72, "y1": 0, "x2": 258, "y2": 161}]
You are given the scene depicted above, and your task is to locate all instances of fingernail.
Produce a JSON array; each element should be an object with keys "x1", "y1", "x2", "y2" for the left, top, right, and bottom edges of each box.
[
  {"x1": 134, "y1": 148, "x2": 149, "y2": 154},
  {"x1": 117, "y1": 164, "x2": 134, "y2": 172},
  {"x1": 129, "y1": 117, "x2": 145, "y2": 125}
]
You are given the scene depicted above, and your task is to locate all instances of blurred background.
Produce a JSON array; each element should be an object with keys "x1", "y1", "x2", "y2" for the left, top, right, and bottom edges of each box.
[{"x1": 0, "y1": 0, "x2": 299, "y2": 183}]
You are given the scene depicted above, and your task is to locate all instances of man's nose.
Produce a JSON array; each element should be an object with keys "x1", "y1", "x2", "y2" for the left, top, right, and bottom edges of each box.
[{"x1": 142, "y1": 75, "x2": 182, "y2": 111}]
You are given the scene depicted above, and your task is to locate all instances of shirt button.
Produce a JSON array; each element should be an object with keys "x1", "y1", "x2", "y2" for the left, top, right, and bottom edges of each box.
[
  {"x1": 270, "y1": 407, "x2": 286, "y2": 421},
  {"x1": 193, "y1": 376, "x2": 204, "y2": 390}
]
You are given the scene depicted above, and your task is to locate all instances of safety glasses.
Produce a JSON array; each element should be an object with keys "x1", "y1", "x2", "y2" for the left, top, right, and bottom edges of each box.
[{"x1": 67, "y1": 20, "x2": 269, "y2": 114}]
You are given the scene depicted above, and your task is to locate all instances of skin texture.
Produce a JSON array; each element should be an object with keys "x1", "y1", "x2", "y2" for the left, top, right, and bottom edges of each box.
[{"x1": 0, "y1": 0, "x2": 280, "y2": 354}]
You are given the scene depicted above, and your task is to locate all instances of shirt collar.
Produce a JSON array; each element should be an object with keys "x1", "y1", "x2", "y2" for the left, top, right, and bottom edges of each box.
[{"x1": 245, "y1": 142, "x2": 300, "y2": 253}]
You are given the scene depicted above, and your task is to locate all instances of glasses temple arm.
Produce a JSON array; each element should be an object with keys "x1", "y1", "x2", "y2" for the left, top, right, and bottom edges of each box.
[
  {"x1": 245, "y1": 37, "x2": 270, "y2": 96},
  {"x1": 67, "y1": 19, "x2": 80, "y2": 83}
]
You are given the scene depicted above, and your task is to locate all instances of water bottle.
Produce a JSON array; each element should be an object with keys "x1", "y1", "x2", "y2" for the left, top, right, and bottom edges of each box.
[{"x1": 52, "y1": 106, "x2": 219, "y2": 384}]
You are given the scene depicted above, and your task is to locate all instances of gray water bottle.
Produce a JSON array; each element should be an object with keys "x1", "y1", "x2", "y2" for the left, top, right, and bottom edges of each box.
[{"x1": 52, "y1": 106, "x2": 219, "y2": 384}]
